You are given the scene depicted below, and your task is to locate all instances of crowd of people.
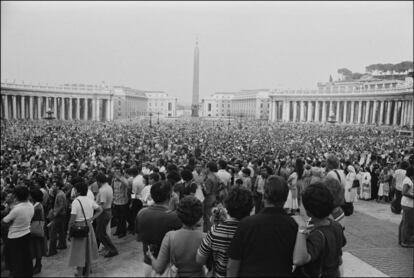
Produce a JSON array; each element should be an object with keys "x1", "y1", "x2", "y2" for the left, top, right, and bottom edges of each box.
[{"x1": 1, "y1": 118, "x2": 413, "y2": 277}]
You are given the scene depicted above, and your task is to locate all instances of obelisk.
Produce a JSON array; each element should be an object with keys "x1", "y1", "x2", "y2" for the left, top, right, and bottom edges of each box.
[{"x1": 191, "y1": 38, "x2": 199, "y2": 117}]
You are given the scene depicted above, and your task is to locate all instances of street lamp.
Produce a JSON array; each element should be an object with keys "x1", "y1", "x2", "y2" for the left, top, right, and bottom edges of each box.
[
  {"x1": 157, "y1": 111, "x2": 160, "y2": 125},
  {"x1": 239, "y1": 113, "x2": 243, "y2": 129},
  {"x1": 149, "y1": 112, "x2": 153, "y2": 128}
]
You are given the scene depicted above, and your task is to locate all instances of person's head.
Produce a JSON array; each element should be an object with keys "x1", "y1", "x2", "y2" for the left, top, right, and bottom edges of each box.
[
  {"x1": 400, "y1": 160, "x2": 410, "y2": 170},
  {"x1": 195, "y1": 161, "x2": 202, "y2": 173},
  {"x1": 181, "y1": 169, "x2": 193, "y2": 182},
  {"x1": 150, "y1": 181, "x2": 172, "y2": 204},
  {"x1": 264, "y1": 175, "x2": 289, "y2": 207},
  {"x1": 235, "y1": 178, "x2": 243, "y2": 186},
  {"x1": 261, "y1": 166, "x2": 273, "y2": 178},
  {"x1": 224, "y1": 187, "x2": 253, "y2": 220},
  {"x1": 166, "y1": 171, "x2": 181, "y2": 184},
  {"x1": 14, "y1": 185, "x2": 30, "y2": 202},
  {"x1": 177, "y1": 196, "x2": 203, "y2": 227},
  {"x1": 73, "y1": 180, "x2": 88, "y2": 196},
  {"x1": 326, "y1": 154, "x2": 339, "y2": 171},
  {"x1": 218, "y1": 160, "x2": 227, "y2": 170},
  {"x1": 30, "y1": 188, "x2": 43, "y2": 203},
  {"x1": 406, "y1": 166, "x2": 414, "y2": 178},
  {"x1": 242, "y1": 168, "x2": 251, "y2": 177},
  {"x1": 129, "y1": 166, "x2": 139, "y2": 177},
  {"x1": 96, "y1": 172, "x2": 107, "y2": 185},
  {"x1": 322, "y1": 177, "x2": 344, "y2": 207},
  {"x1": 149, "y1": 173, "x2": 160, "y2": 184},
  {"x1": 206, "y1": 161, "x2": 218, "y2": 173},
  {"x1": 302, "y1": 182, "x2": 335, "y2": 219}
]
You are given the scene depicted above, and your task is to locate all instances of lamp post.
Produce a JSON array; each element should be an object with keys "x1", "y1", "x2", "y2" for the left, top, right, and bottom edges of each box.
[
  {"x1": 149, "y1": 112, "x2": 153, "y2": 128},
  {"x1": 239, "y1": 113, "x2": 243, "y2": 129},
  {"x1": 157, "y1": 111, "x2": 160, "y2": 125}
]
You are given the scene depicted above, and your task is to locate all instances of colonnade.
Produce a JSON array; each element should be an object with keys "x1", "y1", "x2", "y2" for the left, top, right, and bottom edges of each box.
[
  {"x1": 0, "y1": 94, "x2": 113, "y2": 121},
  {"x1": 269, "y1": 99, "x2": 413, "y2": 127}
]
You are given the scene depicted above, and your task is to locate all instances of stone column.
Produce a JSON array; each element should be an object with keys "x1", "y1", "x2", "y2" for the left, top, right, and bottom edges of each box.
[
  {"x1": 364, "y1": 101, "x2": 370, "y2": 124},
  {"x1": 20, "y1": 96, "x2": 25, "y2": 119},
  {"x1": 357, "y1": 101, "x2": 362, "y2": 124},
  {"x1": 336, "y1": 101, "x2": 340, "y2": 122},
  {"x1": 322, "y1": 101, "x2": 327, "y2": 122},
  {"x1": 329, "y1": 101, "x2": 333, "y2": 118},
  {"x1": 84, "y1": 98, "x2": 88, "y2": 120},
  {"x1": 342, "y1": 101, "x2": 347, "y2": 123},
  {"x1": 409, "y1": 100, "x2": 414, "y2": 127},
  {"x1": 400, "y1": 101, "x2": 405, "y2": 126},
  {"x1": 37, "y1": 97, "x2": 42, "y2": 119},
  {"x1": 68, "y1": 98, "x2": 73, "y2": 120},
  {"x1": 60, "y1": 98, "x2": 65, "y2": 120},
  {"x1": 3, "y1": 95, "x2": 9, "y2": 119},
  {"x1": 315, "y1": 101, "x2": 320, "y2": 122},
  {"x1": 105, "y1": 99, "x2": 110, "y2": 121},
  {"x1": 96, "y1": 99, "x2": 101, "y2": 121},
  {"x1": 372, "y1": 101, "x2": 378, "y2": 125},
  {"x1": 386, "y1": 101, "x2": 392, "y2": 125},
  {"x1": 298, "y1": 101, "x2": 303, "y2": 122},
  {"x1": 292, "y1": 101, "x2": 297, "y2": 122},
  {"x1": 379, "y1": 101, "x2": 384, "y2": 125},
  {"x1": 12, "y1": 95, "x2": 17, "y2": 119},
  {"x1": 29, "y1": 96, "x2": 33, "y2": 120},
  {"x1": 53, "y1": 97, "x2": 58, "y2": 118},
  {"x1": 286, "y1": 101, "x2": 291, "y2": 122},
  {"x1": 350, "y1": 101, "x2": 355, "y2": 124},
  {"x1": 76, "y1": 98, "x2": 81, "y2": 120},
  {"x1": 307, "y1": 101, "x2": 312, "y2": 122},
  {"x1": 45, "y1": 97, "x2": 50, "y2": 112},
  {"x1": 393, "y1": 101, "x2": 399, "y2": 126},
  {"x1": 92, "y1": 99, "x2": 96, "y2": 121}
]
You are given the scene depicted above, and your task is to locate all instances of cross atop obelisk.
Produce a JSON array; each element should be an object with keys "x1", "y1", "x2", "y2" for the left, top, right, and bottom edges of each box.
[{"x1": 191, "y1": 37, "x2": 199, "y2": 117}]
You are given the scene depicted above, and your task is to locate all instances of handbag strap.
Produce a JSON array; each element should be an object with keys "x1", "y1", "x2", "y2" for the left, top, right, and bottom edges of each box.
[
  {"x1": 314, "y1": 228, "x2": 327, "y2": 278},
  {"x1": 77, "y1": 198, "x2": 88, "y2": 227}
]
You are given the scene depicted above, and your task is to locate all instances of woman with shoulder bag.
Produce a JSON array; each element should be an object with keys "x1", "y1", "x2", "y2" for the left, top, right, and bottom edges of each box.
[
  {"x1": 292, "y1": 182, "x2": 347, "y2": 278},
  {"x1": 68, "y1": 181, "x2": 103, "y2": 277},
  {"x1": 29, "y1": 189, "x2": 47, "y2": 275}
]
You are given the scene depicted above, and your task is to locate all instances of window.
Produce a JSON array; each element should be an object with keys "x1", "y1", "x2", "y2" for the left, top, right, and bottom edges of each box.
[
  {"x1": 168, "y1": 103, "x2": 172, "y2": 110},
  {"x1": 208, "y1": 103, "x2": 211, "y2": 111}
]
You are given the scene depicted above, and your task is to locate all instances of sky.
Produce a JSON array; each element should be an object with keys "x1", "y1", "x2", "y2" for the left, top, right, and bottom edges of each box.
[{"x1": 1, "y1": 1, "x2": 413, "y2": 105}]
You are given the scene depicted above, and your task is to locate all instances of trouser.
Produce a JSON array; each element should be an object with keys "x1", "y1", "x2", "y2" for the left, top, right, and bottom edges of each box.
[
  {"x1": 96, "y1": 209, "x2": 118, "y2": 253},
  {"x1": 399, "y1": 206, "x2": 414, "y2": 246},
  {"x1": 203, "y1": 199, "x2": 215, "y2": 233},
  {"x1": 128, "y1": 199, "x2": 143, "y2": 233},
  {"x1": 113, "y1": 204, "x2": 129, "y2": 235},
  {"x1": 49, "y1": 215, "x2": 67, "y2": 253},
  {"x1": 392, "y1": 190, "x2": 402, "y2": 214},
  {"x1": 254, "y1": 192, "x2": 263, "y2": 214},
  {"x1": 8, "y1": 234, "x2": 33, "y2": 277}
]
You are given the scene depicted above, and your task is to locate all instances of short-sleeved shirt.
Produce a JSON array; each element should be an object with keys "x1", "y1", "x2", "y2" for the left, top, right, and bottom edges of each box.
[
  {"x1": 228, "y1": 207, "x2": 298, "y2": 277},
  {"x1": 71, "y1": 196, "x2": 99, "y2": 222},
  {"x1": 136, "y1": 204, "x2": 182, "y2": 264},
  {"x1": 3, "y1": 201, "x2": 34, "y2": 239},
  {"x1": 96, "y1": 183, "x2": 113, "y2": 209},
  {"x1": 197, "y1": 218, "x2": 240, "y2": 277},
  {"x1": 305, "y1": 220, "x2": 347, "y2": 277},
  {"x1": 394, "y1": 169, "x2": 407, "y2": 191}
]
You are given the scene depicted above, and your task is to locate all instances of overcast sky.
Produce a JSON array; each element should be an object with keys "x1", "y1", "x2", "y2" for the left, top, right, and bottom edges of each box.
[{"x1": 1, "y1": 1, "x2": 413, "y2": 105}]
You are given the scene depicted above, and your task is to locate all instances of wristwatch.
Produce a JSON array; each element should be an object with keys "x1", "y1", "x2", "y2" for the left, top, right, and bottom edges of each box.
[{"x1": 298, "y1": 227, "x2": 309, "y2": 235}]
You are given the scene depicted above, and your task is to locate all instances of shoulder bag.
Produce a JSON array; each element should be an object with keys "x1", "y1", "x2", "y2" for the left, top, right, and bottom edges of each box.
[
  {"x1": 30, "y1": 203, "x2": 45, "y2": 237},
  {"x1": 69, "y1": 199, "x2": 89, "y2": 238}
]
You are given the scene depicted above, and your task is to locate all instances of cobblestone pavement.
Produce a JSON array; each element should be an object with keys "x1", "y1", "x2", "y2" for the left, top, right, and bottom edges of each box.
[{"x1": 1, "y1": 200, "x2": 412, "y2": 277}]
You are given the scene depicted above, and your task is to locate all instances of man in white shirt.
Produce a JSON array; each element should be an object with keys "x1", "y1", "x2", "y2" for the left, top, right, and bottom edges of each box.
[
  {"x1": 217, "y1": 160, "x2": 232, "y2": 188},
  {"x1": 128, "y1": 166, "x2": 145, "y2": 234},
  {"x1": 393, "y1": 161, "x2": 409, "y2": 214}
]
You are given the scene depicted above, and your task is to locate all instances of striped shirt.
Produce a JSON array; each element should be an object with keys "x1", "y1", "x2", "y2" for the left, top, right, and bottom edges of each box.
[{"x1": 197, "y1": 218, "x2": 240, "y2": 277}]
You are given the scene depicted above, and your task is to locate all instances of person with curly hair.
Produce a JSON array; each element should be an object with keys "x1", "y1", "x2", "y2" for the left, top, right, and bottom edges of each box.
[
  {"x1": 292, "y1": 182, "x2": 347, "y2": 277},
  {"x1": 196, "y1": 187, "x2": 253, "y2": 277},
  {"x1": 148, "y1": 196, "x2": 206, "y2": 277}
]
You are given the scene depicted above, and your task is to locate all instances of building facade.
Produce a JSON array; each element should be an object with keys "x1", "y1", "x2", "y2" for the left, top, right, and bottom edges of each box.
[
  {"x1": 231, "y1": 90, "x2": 270, "y2": 120},
  {"x1": 112, "y1": 86, "x2": 148, "y2": 120},
  {"x1": 145, "y1": 91, "x2": 177, "y2": 117},
  {"x1": 268, "y1": 77, "x2": 414, "y2": 127},
  {"x1": 0, "y1": 82, "x2": 150, "y2": 121},
  {"x1": 1, "y1": 82, "x2": 114, "y2": 121},
  {"x1": 201, "y1": 92, "x2": 233, "y2": 117}
]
